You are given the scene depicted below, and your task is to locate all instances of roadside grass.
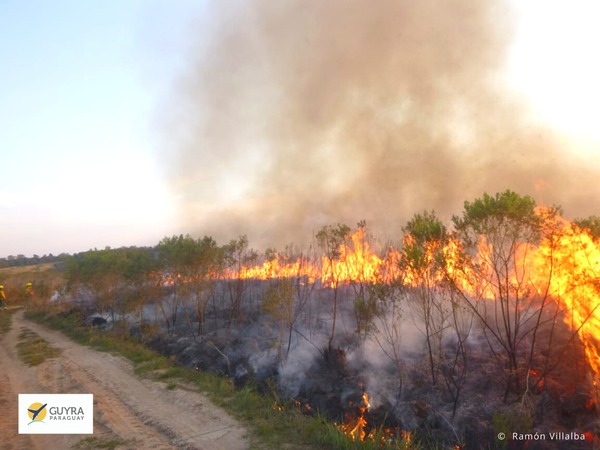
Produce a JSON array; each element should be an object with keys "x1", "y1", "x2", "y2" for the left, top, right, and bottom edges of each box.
[
  {"x1": 72, "y1": 436, "x2": 138, "y2": 450},
  {"x1": 25, "y1": 309, "x2": 414, "y2": 450},
  {"x1": 17, "y1": 328, "x2": 60, "y2": 366},
  {"x1": 0, "y1": 306, "x2": 18, "y2": 335},
  {"x1": 0, "y1": 262, "x2": 64, "y2": 308}
]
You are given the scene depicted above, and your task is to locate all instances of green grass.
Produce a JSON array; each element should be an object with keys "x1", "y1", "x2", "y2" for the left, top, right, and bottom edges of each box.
[
  {"x1": 25, "y1": 309, "x2": 415, "y2": 450},
  {"x1": 72, "y1": 437, "x2": 138, "y2": 449},
  {"x1": 0, "y1": 306, "x2": 17, "y2": 335},
  {"x1": 17, "y1": 328, "x2": 60, "y2": 366}
]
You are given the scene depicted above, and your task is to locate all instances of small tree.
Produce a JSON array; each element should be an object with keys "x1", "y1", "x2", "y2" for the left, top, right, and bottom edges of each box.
[
  {"x1": 156, "y1": 235, "x2": 198, "y2": 335},
  {"x1": 263, "y1": 277, "x2": 295, "y2": 362},
  {"x1": 451, "y1": 190, "x2": 562, "y2": 400},
  {"x1": 316, "y1": 223, "x2": 352, "y2": 350},
  {"x1": 66, "y1": 248, "x2": 124, "y2": 321},
  {"x1": 190, "y1": 236, "x2": 224, "y2": 337},
  {"x1": 400, "y1": 211, "x2": 451, "y2": 385},
  {"x1": 345, "y1": 221, "x2": 380, "y2": 341},
  {"x1": 223, "y1": 235, "x2": 257, "y2": 327},
  {"x1": 370, "y1": 279, "x2": 406, "y2": 401},
  {"x1": 574, "y1": 215, "x2": 600, "y2": 241},
  {"x1": 121, "y1": 247, "x2": 159, "y2": 333},
  {"x1": 264, "y1": 243, "x2": 319, "y2": 359}
]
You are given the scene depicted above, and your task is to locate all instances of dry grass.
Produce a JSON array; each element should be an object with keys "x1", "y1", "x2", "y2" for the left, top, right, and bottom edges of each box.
[
  {"x1": 0, "y1": 263, "x2": 58, "y2": 275},
  {"x1": 0, "y1": 263, "x2": 64, "y2": 308}
]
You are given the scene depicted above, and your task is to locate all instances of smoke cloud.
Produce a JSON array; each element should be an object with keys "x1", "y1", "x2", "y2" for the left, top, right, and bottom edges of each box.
[{"x1": 161, "y1": 0, "x2": 600, "y2": 248}]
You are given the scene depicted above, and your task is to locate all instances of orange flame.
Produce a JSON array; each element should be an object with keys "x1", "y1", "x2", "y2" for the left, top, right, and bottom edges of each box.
[
  {"x1": 237, "y1": 255, "x2": 320, "y2": 283},
  {"x1": 529, "y1": 218, "x2": 600, "y2": 380},
  {"x1": 338, "y1": 392, "x2": 370, "y2": 442},
  {"x1": 232, "y1": 228, "x2": 400, "y2": 287},
  {"x1": 336, "y1": 392, "x2": 412, "y2": 447},
  {"x1": 224, "y1": 216, "x2": 600, "y2": 385}
]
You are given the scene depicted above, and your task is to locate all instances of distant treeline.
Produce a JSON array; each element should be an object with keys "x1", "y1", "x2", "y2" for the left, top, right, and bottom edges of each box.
[{"x1": 0, "y1": 253, "x2": 69, "y2": 268}]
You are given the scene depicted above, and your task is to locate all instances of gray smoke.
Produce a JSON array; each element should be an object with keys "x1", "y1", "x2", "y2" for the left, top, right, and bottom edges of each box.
[{"x1": 161, "y1": 0, "x2": 600, "y2": 247}]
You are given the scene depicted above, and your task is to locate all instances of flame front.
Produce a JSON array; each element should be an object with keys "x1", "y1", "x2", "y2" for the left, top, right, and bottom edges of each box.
[
  {"x1": 530, "y1": 220, "x2": 600, "y2": 379},
  {"x1": 238, "y1": 255, "x2": 320, "y2": 283},
  {"x1": 226, "y1": 215, "x2": 600, "y2": 387},
  {"x1": 233, "y1": 227, "x2": 399, "y2": 286}
]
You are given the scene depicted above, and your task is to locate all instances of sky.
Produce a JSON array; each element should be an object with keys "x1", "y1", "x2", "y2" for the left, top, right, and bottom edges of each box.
[
  {"x1": 507, "y1": 0, "x2": 600, "y2": 148},
  {"x1": 1, "y1": 1, "x2": 599, "y2": 258},
  {"x1": 0, "y1": 1, "x2": 204, "y2": 257}
]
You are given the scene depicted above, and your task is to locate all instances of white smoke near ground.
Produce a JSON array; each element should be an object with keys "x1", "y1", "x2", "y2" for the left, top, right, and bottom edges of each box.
[
  {"x1": 277, "y1": 329, "x2": 328, "y2": 398},
  {"x1": 160, "y1": 0, "x2": 600, "y2": 248}
]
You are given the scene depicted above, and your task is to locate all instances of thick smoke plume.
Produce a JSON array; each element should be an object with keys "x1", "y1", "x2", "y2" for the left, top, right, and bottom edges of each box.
[{"x1": 162, "y1": 0, "x2": 600, "y2": 247}]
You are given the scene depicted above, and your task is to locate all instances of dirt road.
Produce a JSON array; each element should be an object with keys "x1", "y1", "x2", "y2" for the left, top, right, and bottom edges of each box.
[{"x1": 0, "y1": 309, "x2": 249, "y2": 450}]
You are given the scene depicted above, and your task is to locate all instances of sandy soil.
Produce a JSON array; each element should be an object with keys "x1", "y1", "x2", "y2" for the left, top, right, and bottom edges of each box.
[{"x1": 0, "y1": 309, "x2": 249, "y2": 450}]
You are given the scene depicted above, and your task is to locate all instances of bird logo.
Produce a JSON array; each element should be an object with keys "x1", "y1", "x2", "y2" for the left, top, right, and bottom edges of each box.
[{"x1": 27, "y1": 402, "x2": 47, "y2": 424}]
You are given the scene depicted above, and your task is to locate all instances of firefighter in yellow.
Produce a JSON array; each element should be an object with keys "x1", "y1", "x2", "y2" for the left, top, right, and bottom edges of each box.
[
  {"x1": 0, "y1": 285, "x2": 7, "y2": 309},
  {"x1": 24, "y1": 282, "x2": 34, "y2": 305}
]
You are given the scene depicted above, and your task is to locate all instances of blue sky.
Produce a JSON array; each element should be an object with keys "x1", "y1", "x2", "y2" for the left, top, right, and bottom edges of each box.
[
  {"x1": 1, "y1": 1, "x2": 599, "y2": 258},
  {"x1": 0, "y1": 1, "x2": 204, "y2": 257}
]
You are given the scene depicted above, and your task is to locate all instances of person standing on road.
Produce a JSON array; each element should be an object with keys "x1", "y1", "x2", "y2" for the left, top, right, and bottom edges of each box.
[
  {"x1": 0, "y1": 285, "x2": 7, "y2": 309},
  {"x1": 24, "y1": 282, "x2": 34, "y2": 306}
]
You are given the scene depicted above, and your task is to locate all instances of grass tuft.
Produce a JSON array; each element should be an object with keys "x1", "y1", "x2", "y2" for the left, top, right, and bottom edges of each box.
[
  {"x1": 17, "y1": 329, "x2": 60, "y2": 366},
  {"x1": 0, "y1": 307, "x2": 18, "y2": 335},
  {"x1": 72, "y1": 436, "x2": 138, "y2": 449}
]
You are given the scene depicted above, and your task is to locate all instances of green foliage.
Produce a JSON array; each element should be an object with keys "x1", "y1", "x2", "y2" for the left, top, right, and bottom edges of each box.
[
  {"x1": 400, "y1": 210, "x2": 453, "y2": 386},
  {"x1": 0, "y1": 253, "x2": 67, "y2": 269},
  {"x1": 450, "y1": 190, "x2": 565, "y2": 400},
  {"x1": 157, "y1": 235, "x2": 223, "y2": 276},
  {"x1": 263, "y1": 278, "x2": 295, "y2": 323},
  {"x1": 66, "y1": 247, "x2": 157, "y2": 293},
  {"x1": 264, "y1": 247, "x2": 278, "y2": 262},
  {"x1": 454, "y1": 189, "x2": 537, "y2": 227},
  {"x1": 222, "y1": 235, "x2": 257, "y2": 269},
  {"x1": 403, "y1": 210, "x2": 447, "y2": 245},
  {"x1": 353, "y1": 293, "x2": 379, "y2": 335},
  {"x1": 401, "y1": 210, "x2": 448, "y2": 274},
  {"x1": 316, "y1": 222, "x2": 353, "y2": 348},
  {"x1": 157, "y1": 234, "x2": 195, "y2": 270},
  {"x1": 121, "y1": 248, "x2": 157, "y2": 283},
  {"x1": 452, "y1": 190, "x2": 541, "y2": 248},
  {"x1": 316, "y1": 223, "x2": 352, "y2": 259},
  {"x1": 65, "y1": 247, "x2": 159, "y2": 323},
  {"x1": 574, "y1": 215, "x2": 600, "y2": 240}
]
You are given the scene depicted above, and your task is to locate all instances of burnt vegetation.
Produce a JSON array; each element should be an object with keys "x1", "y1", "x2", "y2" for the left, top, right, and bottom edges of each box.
[{"x1": 27, "y1": 190, "x2": 600, "y2": 449}]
